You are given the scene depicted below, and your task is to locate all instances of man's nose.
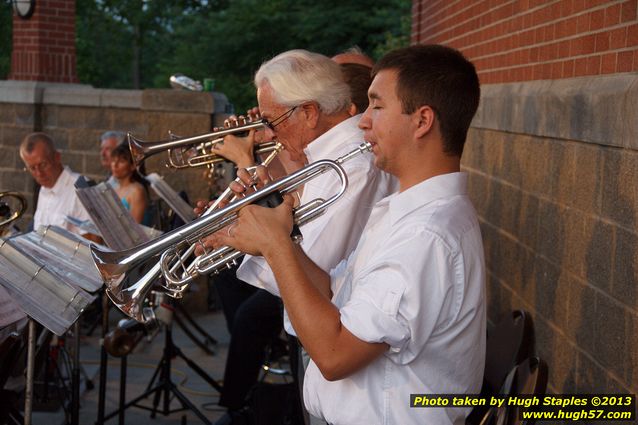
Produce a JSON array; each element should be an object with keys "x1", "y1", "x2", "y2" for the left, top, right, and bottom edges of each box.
[
  {"x1": 358, "y1": 108, "x2": 372, "y2": 130},
  {"x1": 263, "y1": 126, "x2": 277, "y2": 142}
]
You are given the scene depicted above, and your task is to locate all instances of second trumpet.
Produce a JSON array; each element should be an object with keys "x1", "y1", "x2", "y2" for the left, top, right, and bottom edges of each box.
[{"x1": 129, "y1": 116, "x2": 275, "y2": 168}]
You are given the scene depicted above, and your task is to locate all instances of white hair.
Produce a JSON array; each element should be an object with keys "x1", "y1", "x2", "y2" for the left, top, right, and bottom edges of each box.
[
  {"x1": 100, "y1": 131, "x2": 125, "y2": 144},
  {"x1": 255, "y1": 49, "x2": 350, "y2": 115}
]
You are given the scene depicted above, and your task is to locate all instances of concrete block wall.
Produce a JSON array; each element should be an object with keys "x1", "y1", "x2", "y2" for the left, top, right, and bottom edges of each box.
[
  {"x1": 411, "y1": 0, "x2": 638, "y2": 398},
  {"x1": 0, "y1": 80, "x2": 231, "y2": 230},
  {"x1": 463, "y1": 75, "x2": 638, "y2": 396}
]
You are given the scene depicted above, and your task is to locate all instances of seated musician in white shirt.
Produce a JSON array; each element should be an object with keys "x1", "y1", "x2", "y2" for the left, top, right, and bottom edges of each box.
[
  {"x1": 211, "y1": 44, "x2": 486, "y2": 425},
  {"x1": 19, "y1": 132, "x2": 98, "y2": 241}
]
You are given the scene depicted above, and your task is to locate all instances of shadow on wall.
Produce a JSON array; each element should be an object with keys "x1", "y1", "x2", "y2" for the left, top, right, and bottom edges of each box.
[{"x1": 579, "y1": 148, "x2": 636, "y2": 394}]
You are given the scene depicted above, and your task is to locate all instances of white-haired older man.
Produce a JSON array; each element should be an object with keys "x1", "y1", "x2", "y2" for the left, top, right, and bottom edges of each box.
[
  {"x1": 206, "y1": 50, "x2": 396, "y2": 425},
  {"x1": 240, "y1": 49, "x2": 397, "y2": 301}
]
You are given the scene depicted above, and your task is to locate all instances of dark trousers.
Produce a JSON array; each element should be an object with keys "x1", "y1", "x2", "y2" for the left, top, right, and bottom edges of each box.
[
  {"x1": 218, "y1": 288, "x2": 283, "y2": 410},
  {"x1": 211, "y1": 265, "x2": 257, "y2": 334}
]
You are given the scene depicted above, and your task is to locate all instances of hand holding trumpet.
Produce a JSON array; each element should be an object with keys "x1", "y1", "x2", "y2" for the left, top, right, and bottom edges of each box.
[
  {"x1": 211, "y1": 110, "x2": 265, "y2": 168},
  {"x1": 194, "y1": 165, "x2": 285, "y2": 256},
  {"x1": 208, "y1": 193, "x2": 296, "y2": 259}
]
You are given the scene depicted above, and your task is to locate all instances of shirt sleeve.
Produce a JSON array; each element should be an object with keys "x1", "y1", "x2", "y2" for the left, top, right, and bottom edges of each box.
[{"x1": 339, "y1": 228, "x2": 459, "y2": 365}]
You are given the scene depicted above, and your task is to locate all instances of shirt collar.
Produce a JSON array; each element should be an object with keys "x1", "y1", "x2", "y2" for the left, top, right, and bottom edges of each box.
[
  {"x1": 41, "y1": 166, "x2": 72, "y2": 195},
  {"x1": 384, "y1": 172, "x2": 468, "y2": 226},
  {"x1": 304, "y1": 114, "x2": 362, "y2": 164}
]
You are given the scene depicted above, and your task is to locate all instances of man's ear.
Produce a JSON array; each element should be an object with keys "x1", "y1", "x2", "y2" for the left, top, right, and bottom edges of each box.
[
  {"x1": 300, "y1": 102, "x2": 320, "y2": 129},
  {"x1": 414, "y1": 105, "x2": 435, "y2": 139}
]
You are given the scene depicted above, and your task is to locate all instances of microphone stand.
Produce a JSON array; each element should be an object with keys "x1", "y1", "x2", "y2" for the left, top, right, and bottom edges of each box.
[{"x1": 102, "y1": 298, "x2": 222, "y2": 425}]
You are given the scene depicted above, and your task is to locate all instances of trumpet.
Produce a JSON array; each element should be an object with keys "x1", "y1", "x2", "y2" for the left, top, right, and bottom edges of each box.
[
  {"x1": 91, "y1": 142, "x2": 372, "y2": 321},
  {"x1": 128, "y1": 116, "x2": 274, "y2": 168},
  {"x1": 0, "y1": 191, "x2": 27, "y2": 229},
  {"x1": 167, "y1": 142, "x2": 373, "y2": 284},
  {"x1": 96, "y1": 143, "x2": 285, "y2": 321}
]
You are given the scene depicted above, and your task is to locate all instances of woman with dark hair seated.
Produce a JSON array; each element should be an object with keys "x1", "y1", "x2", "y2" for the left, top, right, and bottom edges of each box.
[{"x1": 110, "y1": 143, "x2": 149, "y2": 224}]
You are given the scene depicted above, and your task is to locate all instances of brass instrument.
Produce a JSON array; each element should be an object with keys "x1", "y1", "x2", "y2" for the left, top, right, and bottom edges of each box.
[
  {"x1": 91, "y1": 142, "x2": 372, "y2": 321},
  {"x1": 128, "y1": 116, "x2": 276, "y2": 168},
  {"x1": 96, "y1": 143, "x2": 285, "y2": 321},
  {"x1": 0, "y1": 191, "x2": 27, "y2": 230}
]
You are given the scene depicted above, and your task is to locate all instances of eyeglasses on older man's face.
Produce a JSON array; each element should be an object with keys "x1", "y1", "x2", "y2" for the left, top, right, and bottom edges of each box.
[{"x1": 263, "y1": 106, "x2": 297, "y2": 131}]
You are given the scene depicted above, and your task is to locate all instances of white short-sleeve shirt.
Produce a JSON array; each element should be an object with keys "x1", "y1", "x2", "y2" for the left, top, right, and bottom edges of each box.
[{"x1": 303, "y1": 172, "x2": 486, "y2": 425}]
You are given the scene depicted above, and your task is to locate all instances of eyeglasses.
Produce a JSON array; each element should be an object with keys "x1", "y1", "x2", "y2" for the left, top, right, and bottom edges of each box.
[
  {"x1": 23, "y1": 160, "x2": 52, "y2": 174},
  {"x1": 263, "y1": 106, "x2": 297, "y2": 131}
]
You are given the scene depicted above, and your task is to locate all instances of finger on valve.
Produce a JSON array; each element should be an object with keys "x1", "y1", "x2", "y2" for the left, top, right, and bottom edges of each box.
[
  {"x1": 247, "y1": 107, "x2": 260, "y2": 120},
  {"x1": 240, "y1": 166, "x2": 270, "y2": 187},
  {"x1": 194, "y1": 199, "x2": 209, "y2": 216},
  {"x1": 194, "y1": 235, "x2": 214, "y2": 256},
  {"x1": 228, "y1": 180, "x2": 247, "y2": 197},
  {"x1": 254, "y1": 165, "x2": 270, "y2": 185}
]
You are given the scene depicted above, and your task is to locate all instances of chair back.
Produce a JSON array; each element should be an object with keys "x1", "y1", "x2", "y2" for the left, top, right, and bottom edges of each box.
[
  {"x1": 467, "y1": 310, "x2": 535, "y2": 424},
  {"x1": 479, "y1": 356, "x2": 548, "y2": 425},
  {"x1": 484, "y1": 310, "x2": 535, "y2": 393}
]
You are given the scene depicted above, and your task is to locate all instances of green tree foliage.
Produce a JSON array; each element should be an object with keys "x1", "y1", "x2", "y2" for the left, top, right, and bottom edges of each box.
[
  {"x1": 151, "y1": 0, "x2": 411, "y2": 111},
  {"x1": 78, "y1": 0, "x2": 410, "y2": 110},
  {"x1": 0, "y1": 1, "x2": 12, "y2": 79}
]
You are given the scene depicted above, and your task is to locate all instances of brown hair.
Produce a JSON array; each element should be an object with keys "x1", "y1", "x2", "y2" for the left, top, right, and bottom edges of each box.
[
  {"x1": 373, "y1": 45, "x2": 480, "y2": 157},
  {"x1": 340, "y1": 63, "x2": 373, "y2": 114}
]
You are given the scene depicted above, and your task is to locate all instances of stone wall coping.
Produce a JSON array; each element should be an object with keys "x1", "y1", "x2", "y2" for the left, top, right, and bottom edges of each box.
[
  {"x1": 0, "y1": 80, "x2": 220, "y2": 114},
  {"x1": 473, "y1": 74, "x2": 638, "y2": 150}
]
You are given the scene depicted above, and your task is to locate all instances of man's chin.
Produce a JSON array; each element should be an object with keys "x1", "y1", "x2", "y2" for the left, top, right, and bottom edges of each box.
[{"x1": 373, "y1": 157, "x2": 390, "y2": 173}]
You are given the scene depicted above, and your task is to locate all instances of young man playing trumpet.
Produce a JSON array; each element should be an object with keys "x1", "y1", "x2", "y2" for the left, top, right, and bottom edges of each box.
[{"x1": 211, "y1": 45, "x2": 486, "y2": 424}]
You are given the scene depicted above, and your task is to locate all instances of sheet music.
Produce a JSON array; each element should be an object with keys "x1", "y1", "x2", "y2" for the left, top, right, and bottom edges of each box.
[
  {"x1": 76, "y1": 182, "x2": 150, "y2": 250},
  {"x1": 145, "y1": 173, "x2": 196, "y2": 223},
  {"x1": 10, "y1": 226, "x2": 103, "y2": 293},
  {"x1": 0, "y1": 228, "x2": 99, "y2": 335},
  {"x1": 64, "y1": 215, "x2": 102, "y2": 236}
]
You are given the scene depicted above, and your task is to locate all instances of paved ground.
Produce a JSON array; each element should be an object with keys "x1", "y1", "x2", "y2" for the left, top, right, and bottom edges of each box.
[{"x1": 31, "y1": 304, "x2": 233, "y2": 425}]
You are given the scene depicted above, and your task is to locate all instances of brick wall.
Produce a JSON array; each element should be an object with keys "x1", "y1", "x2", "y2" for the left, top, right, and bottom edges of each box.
[
  {"x1": 412, "y1": 0, "x2": 638, "y2": 398},
  {"x1": 9, "y1": 0, "x2": 78, "y2": 83},
  {"x1": 0, "y1": 81, "x2": 231, "y2": 230},
  {"x1": 412, "y1": 0, "x2": 638, "y2": 83}
]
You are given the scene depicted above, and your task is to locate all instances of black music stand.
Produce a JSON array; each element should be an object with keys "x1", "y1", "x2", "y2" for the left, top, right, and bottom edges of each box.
[
  {"x1": 102, "y1": 300, "x2": 222, "y2": 425},
  {"x1": 174, "y1": 299, "x2": 217, "y2": 355}
]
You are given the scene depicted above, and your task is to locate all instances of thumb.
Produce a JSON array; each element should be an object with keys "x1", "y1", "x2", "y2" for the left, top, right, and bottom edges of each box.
[{"x1": 281, "y1": 193, "x2": 296, "y2": 209}]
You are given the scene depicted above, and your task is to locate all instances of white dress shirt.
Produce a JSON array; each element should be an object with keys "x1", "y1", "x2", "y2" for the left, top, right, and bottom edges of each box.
[
  {"x1": 303, "y1": 172, "x2": 486, "y2": 425},
  {"x1": 33, "y1": 166, "x2": 93, "y2": 235},
  {"x1": 237, "y1": 114, "x2": 397, "y2": 335}
]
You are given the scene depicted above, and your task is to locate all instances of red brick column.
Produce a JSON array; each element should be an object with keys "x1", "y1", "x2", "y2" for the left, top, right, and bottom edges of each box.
[{"x1": 9, "y1": 0, "x2": 79, "y2": 83}]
